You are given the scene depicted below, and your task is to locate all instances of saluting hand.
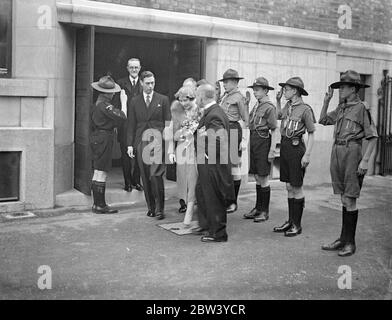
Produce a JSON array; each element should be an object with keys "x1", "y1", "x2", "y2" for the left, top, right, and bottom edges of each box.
[
  {"x1": 324, "y1": 86, "x2": 333, "y2": 103},
  {"x1": 276, "y1": 88, "x2": 283, "y2": 102},
  {"x1": 245, "y1": 91, "x2": 251, "y2": 107}
]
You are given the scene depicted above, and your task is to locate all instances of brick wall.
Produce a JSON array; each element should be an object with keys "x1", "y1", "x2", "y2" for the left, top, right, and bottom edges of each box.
[{"x1": 92, "y1": 0, "x2": 392, "y2": 44}]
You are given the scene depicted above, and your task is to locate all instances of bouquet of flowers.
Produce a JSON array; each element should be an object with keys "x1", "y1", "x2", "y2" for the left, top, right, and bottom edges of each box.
[{"x1": 180, "y1": 118, "x2": 199, "y2": 149}]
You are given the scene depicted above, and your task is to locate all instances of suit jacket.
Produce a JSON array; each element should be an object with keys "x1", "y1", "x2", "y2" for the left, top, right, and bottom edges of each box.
[
  {"x1": 127, "y1": 91, "x2": 171, "y2": 149},
  {"x1": 195, "y1": 103, "x2": 231, "y2": 164},
  {"x1": 195, "y1": 103, "x2": 234, "y2": 200}
]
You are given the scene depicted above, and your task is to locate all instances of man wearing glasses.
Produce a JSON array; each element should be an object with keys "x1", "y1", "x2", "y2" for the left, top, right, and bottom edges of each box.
[{"x1": 116, "y1": 58, "x2": 144, "y2": 192}]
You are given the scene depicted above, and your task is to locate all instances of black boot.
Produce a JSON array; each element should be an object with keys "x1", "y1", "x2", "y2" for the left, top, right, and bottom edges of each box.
[
  {"x1": 254, "y1": 186, "x2": 270, "y2": 222},
  {"x1": 244, "y1": 185, "x2": 262, "y2": 219},
  {"x1": 273, "y1": 198, "x2": 293, "y2": 232},
  {"x1": 284, "y1": 198, "x2": 304, "y2": 237},
  {"x1": 91, "y1": 180, "x2": 99, "y2": 212},
  {"x1": 94, "y1": 181, "x2": 118, "y2": 214},
  {"x1": 338, "y1": 210, "x2": 358, "y2": 257},
  {"x1": 322, "y1": 207, "x2": 347, "y2": 251}
]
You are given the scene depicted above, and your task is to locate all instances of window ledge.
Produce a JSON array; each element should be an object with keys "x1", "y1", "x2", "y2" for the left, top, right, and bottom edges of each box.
[{"x1": 0, "y1": 79, "x2": 48, "y2": 97}]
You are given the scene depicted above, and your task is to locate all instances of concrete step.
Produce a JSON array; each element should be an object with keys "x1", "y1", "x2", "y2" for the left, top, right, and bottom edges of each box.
[{"x1": 55, "y1": 179, "x2": 177, "y2": 209}]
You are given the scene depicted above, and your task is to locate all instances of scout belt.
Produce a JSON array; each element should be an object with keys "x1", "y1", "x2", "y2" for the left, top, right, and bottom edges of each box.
[
  {"x1": 251, "y1": 129, "x2": 270, "y2": 139},
  {"x1": 334, "y1": 139, "x2": 361, "y2": 146},
  {"x1": 284, "y1": 136, "x2": 303, "y2": 146}
]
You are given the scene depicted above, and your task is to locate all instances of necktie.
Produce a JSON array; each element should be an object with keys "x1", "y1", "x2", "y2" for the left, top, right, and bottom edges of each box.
[
  {"x1": 146, "y1": 95, "x2": 151, "y2": 107},
  {"x1": 132, "y1": 80, "x2": 136, "y2": 87}
]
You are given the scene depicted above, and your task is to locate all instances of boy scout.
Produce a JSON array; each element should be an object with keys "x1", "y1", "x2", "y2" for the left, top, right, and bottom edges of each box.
[
  {"x1": 274, "y1": 77, "x2": 316, "y2": 237},
  {"x1": 243, "y1": 77, "x2": 278, "y2": 222},
  {"x1": 218, "y1": 69, "x2": 249, "y2": 213},
  {"x1": 90, "y1": 75, "x2": 127, "y2": 214},
  {"x1": 319, "y1": 70, "x2": 378, "y2": 257}
]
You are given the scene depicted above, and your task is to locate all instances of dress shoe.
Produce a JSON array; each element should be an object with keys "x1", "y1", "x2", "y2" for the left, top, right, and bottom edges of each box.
[
  {"x1": 254, "y1": 211, "x2": 269, "y2": 222},
  {"x1": 226, "y1": 203, "x2": 237, "y2": 214},
  {"x1": 273, "y1": 221, "x2": 292, "y2": 232},
  {"x1": 155, "y1": 212, "x2": 165, "y2": 220},
  {"x1": 146, "y1": 209, "x2": 155, "y2": 217},
  {"x1": 94, "y1": 205, "x2": 118, "y2": 214},
  {"x1": 243, "y1": 207, "x2": 261, "y2": 219},
  {"x1": 321, "y1": 239, "x2": 345, "y2": 251},
  {"x1": 132, "y1": 184, "x2": 143, "y2": 191},
  {"x1": 338, "y1": 243, "x2": 356, "y2": 257},
  {"x1": 201, "y1": 236, "x2": 227, "y2": 243},
  {"x1": 284, "y1": 224, "x2": 302, "y2": 237},
  {"x1": 123, "y1": 185, "x2": 132, "y2": 192}
]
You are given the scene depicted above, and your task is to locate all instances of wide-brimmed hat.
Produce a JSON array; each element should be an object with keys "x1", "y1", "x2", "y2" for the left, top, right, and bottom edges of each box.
[
  {"x1": 248, "y1": 77, "x2": 274, "y2": 90},
  {"x1": 330, "y1": 70, "x2": 370, "y2": 89},
  {"x1": 218, "y1": 69, "x2": 244, "y2": 82},
  {"x1": 91, "y1": 75, "x2": 121, "y2": 93},
  {"x1": 279, "y1": 77, "x2": 308, "y2": 96},
  {"x1": 175, "y1": 85, "x2": 196, "y2": 100}
]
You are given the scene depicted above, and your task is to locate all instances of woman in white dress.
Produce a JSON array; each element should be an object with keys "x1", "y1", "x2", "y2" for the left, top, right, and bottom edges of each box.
[{"x1": 165, "y1": 86, "x2": 200, "y2": 227}]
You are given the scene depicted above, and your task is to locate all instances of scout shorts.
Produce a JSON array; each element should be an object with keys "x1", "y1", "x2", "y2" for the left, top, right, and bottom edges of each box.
[
  {"x1": 330, "y1": 143, "x2": 364, "y2": 198},
  {"x1": 280, "y1": 136, "x2": 306, "y2": 187},
  {"x1": 90, "y1": 131, "x2": 114, "y2": 172},
  {"x1": 249, "y1": 130, "x2": 271, "y2": 176}
]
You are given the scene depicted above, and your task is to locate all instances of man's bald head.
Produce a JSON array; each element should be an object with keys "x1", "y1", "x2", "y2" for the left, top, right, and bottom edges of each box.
[{"x1": 196, "y1": 83, "x2": 216, "y2": 107}]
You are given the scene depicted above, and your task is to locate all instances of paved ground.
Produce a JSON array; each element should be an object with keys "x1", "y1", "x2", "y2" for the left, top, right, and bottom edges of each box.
[{"x1": 0, "y1": 176, "x2": 391, "y2": 300}]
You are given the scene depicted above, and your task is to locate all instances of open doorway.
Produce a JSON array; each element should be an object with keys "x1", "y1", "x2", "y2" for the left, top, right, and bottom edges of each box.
[{"x1": 74, "y1": 26, "x2": 205, "y2": 194}]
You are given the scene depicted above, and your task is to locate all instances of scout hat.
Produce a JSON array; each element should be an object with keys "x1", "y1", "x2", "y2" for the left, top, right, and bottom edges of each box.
[
  {"x1": 218, "y1": 69, "x2": 244, "y2": 82},
  {"x1": 175, "y1": 85, "x2": 196, "y2": 100},
  {"x1": 247, "y1": 77, "x2": 274, "y2": 90},
  {"x1": 279, "y1": 76, "x2": 308, "y2": 96},
  {"x1": 330, "y1": 70, "x2": 370, "y2": 89},
  {"x1": 91, "y1": 75, "x2": 121, "y2": 93}
]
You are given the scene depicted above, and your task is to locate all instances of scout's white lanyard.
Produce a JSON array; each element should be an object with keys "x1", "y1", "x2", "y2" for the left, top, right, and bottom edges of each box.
[{"x1": 285, "y1": 103, "x2": 299, "y2": 138}]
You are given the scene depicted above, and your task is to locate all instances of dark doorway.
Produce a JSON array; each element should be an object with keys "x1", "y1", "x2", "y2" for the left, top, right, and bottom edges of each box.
[
  {"x1": 94, "y1": 31, "x2": 205, "y2": 101},
  {"x1": 74, "y1": 27, "x2": 205, "y2": 193}
]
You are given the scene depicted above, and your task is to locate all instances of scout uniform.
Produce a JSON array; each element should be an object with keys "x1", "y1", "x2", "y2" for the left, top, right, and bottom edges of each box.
[
  {"x1": 319, "y1": 70, "x2": 378, "y2": 256},
  {"x1": 273, "y1": 77, "x2": 316, "y2": 237},
  {"x1": 218, "y1": 69, "x2": 247, "y2": 212},
  {"x1": 90, "y1": 96, "x2": 126, "y2": 172},
  {"x1": 90, "y1": 76, "x2": 126, "y2": 214},
  {"x1": 243, "y1": 77, "x2": 277, "y2": 222}
]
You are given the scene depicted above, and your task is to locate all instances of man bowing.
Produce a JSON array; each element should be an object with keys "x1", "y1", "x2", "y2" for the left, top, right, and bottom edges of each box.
[{"x1": 193, "y1": 83, "x2": 235, "y2": 242}]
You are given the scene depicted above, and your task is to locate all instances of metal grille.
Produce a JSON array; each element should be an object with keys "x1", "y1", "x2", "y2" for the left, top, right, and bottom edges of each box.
[{"x1": 378, "y1": 70, "x2": 392, "y2": 175}]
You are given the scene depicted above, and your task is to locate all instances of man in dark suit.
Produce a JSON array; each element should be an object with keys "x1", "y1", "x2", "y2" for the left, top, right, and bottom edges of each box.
[
  {"x1": 115, "y1": 58, "x2": 143, "y2": 192},
  {"x1": 127, "y1": 71, "x2": 171, "y2": 220},
  {"x1": 193, "y1": 83, "x2": 234, "y2": 242}
]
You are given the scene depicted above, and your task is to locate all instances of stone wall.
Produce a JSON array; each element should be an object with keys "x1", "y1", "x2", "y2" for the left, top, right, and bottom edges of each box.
[{"x1": 92, "y1": 0, "x2": 392, "y2": 44}]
